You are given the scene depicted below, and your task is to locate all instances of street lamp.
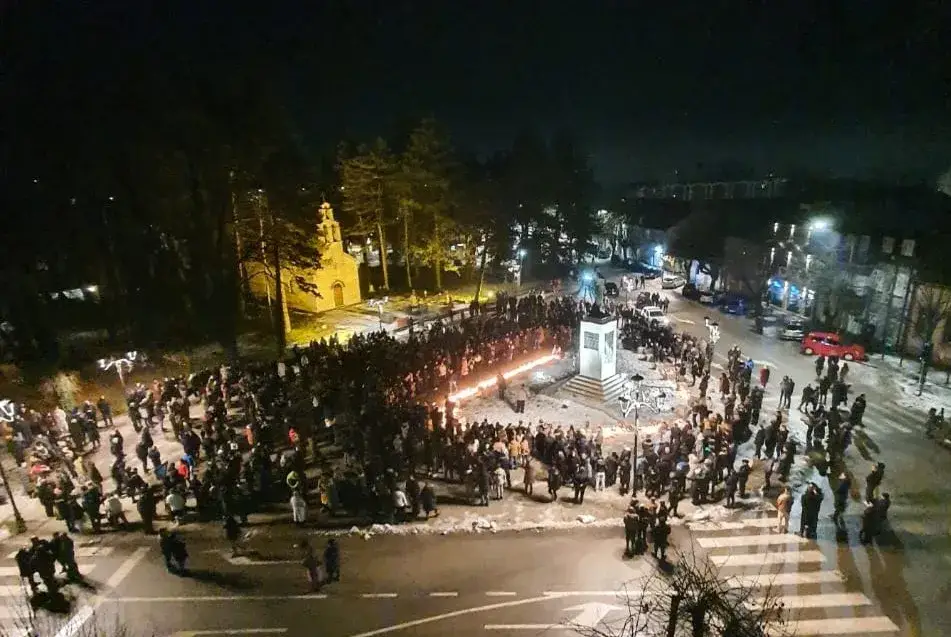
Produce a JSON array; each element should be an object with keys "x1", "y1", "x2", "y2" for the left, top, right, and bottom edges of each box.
[
  {"x1": 97, "y1": 351, "x2": 138, "y2": 388},
  {"x1": 517, "y1": 249, "x2": 527, "y2": 289},
  {"x1": 619, "y1": 373, "x2": 665, "y2": 473},
  {"x1": 367, "y1": 297, "x2": 389, "y2": 331},
  {"x1": 0, "y1": 399, "x2": 27, "y2": 533}
]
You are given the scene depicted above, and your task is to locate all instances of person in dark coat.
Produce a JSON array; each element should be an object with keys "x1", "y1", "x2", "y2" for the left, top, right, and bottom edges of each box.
[
  {"x1": 138, "y1": 487, "x2": 157, "y2": 534},
  {"x1": 420, "y1": 482, "x2": 438, "y2": 518},
  {"x1": 16, "y1": 546, "x2": 37, "y2": 593},
  {"x1": 52, "y1": 532, "x2": 80, "y2": 580},
  {"x1": 323, "y1": 539, "x2": 340, "y2": 583},
  {"x1": 159, "y1": 529, "x2": 188, "y2": 574}
]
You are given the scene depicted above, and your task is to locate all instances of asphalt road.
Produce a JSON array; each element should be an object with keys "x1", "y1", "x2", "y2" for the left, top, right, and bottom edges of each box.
[{"x1": 655, "y1": 285, "x2": 951, "y2": 637}]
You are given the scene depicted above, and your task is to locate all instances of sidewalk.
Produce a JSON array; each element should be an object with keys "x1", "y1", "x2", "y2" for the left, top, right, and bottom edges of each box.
[{"x1": 0, "y1": 403, "x2": 197, "y2": 539}]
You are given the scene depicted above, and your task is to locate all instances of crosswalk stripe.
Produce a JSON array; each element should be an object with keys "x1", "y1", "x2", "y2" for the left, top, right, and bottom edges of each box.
[
  {"x1": 761, "y1": 592, "x2": 871, "y2": 609},
  {"x1": 711, "y1": 550, "x2": 825, "y2": 567},
  {"x1": 74, "y1": 546, "x2": 113, "y2": 558},
  {"x1": 689, "y1": 517, "x2": 778, "y2": 531},
  {"x1": 6, "y1": 547, "x2": 116, "y2": 559},
  {"x1": 728, "y1": 571, "x2": 844, "y2": 588},
  {"x1": 772, "y1": 616, "x2": 899, "y2": 636},
  {"x1": 697, "y1": 534, "x2": 808, "y2": 549},
  {"x1": 0, "y1": 605, "x2": 33, "y2": 620},
  {"x1": 0, "y1": 565, "x2": 95, "y2": 579}
]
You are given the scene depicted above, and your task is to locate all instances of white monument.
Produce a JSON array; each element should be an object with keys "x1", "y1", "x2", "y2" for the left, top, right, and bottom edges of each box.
[{"x1": 564, "y1": 314, "x2": 626, "y2": 402}]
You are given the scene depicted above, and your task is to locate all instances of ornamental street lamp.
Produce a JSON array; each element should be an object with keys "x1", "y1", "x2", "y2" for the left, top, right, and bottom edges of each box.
[
  {"x1": 98, "y1": 351, "x2": 138, "y2": 388},
  {"x1": 0, "y1": 399, "x2": 27, "y2": 533},
  {"x1": 368, "y1": 297, "x2": 389, "y2": 331},
  {"x1": 618, "y1": 373, "x2": 665, "y2": 473}
]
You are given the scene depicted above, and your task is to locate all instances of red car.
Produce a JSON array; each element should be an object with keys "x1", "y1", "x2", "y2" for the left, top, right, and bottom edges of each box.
[{"x1": 800, "y1": 331, "x2": 866, "y2": 361}]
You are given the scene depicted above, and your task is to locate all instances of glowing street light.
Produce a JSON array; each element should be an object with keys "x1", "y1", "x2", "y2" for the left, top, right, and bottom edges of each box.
[
  {"x1": 98, "y1": 350, "x2": 139, "y2": 387},
  {"x1": 367, "y1": 297, "x2": 389, "y2": 331}
]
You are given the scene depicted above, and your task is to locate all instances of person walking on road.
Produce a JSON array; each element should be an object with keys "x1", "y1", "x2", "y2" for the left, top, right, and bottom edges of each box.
[
  {"x1": 224, "y1": 515, "x2": 242, "y2": 557},
  {"x1": 776, "y1": 487, "x2": 792, "y2": 533},
  {"x1": 299, "y1": 539, "x2": 321, "y2": 591},
  {"x1": 865, "y1": 462, "x2": 885, "y2": 503},
  {"x1": 832, "y1": 472, "x2": 851, "y2": 525},
  {"x1": 323, "y1": 539, "x2": 340, "y2": 583}
]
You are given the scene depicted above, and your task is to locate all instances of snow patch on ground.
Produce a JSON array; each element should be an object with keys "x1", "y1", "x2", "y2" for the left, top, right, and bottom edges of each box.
[
  {"x1": 456, "y1": 392, "x2": 620, "y2": 429},
  {"x1": 895, "y1": 378, "x2": 951, "y2": 416},
  {"x1": 860, "y1": 354, "x2": 951, "y2": 415},
  {"x1": 319, "y1": 511, "x2": 624, "y2": 538}
]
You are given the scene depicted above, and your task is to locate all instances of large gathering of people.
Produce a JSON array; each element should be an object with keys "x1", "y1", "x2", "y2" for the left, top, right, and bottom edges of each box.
[{"x1": 0, "y1": 274, "x2": 909, "y2": 598}]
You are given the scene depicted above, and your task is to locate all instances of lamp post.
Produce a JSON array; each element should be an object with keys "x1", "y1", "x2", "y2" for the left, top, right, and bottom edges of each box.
[
  {"x1": 704, "y1": 316, "x2": 721, "y2": 371},
  {"x1": 97, "y1": 351, "x2": 138, "y2": 388},
  {"x1": 0, "y1": 399, "x2": 27, "y2": 533},
  {"x1": 517, "y1": 249, "x2": 527, "y2": 289},
  {"x1": 620, "y1": 374, "x2": 665, "y2": 474},
  {"x1": 368, "y1": 297, "x2": 389, "y2": 331}
]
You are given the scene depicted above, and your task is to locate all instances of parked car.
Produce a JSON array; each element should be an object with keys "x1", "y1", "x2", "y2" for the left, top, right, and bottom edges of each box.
[
  {"x1": 661, "y1": 274, "x2": 686, "y2": 289},
  {"x1": 779, "y1": 318, "x2": 808, "y2": 341},
  {"x1": 718, "y1": 296, "x2": 748, "y2": 315},
  {"x1": 682, "y1": 283, "x2": 715, "y2": 304},
  {"x1": 638, "y1": 305, "x2": 670, "y2": 327},
  {"x1": 604, "y1": 281, "x2": 619, "y2": 298},
  {"x1": 630, "y1": 262, "x2": 662, "y2": 279},
  {"x1": 800, "y1": 331, "x2": 866, "y2": 361}
]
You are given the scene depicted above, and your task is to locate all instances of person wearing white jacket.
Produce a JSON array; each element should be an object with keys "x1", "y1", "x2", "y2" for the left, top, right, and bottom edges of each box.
[{"x1": 290, "y1": 489, "x2": 307, "y2": 525}]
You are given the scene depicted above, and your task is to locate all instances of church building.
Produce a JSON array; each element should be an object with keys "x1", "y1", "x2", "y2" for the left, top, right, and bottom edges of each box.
[{"x1": 247, "y1": 202, "x2": 362, "y2": 313}]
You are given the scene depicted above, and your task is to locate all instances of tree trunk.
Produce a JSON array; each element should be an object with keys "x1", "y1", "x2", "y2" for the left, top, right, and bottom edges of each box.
[
  {"x1": 233, "y1": 190, "x2": 248, "y2": 319},
  {"x1": 271, "y1": 234, "x2": 288, "y2": 356},
  {"x1": 377, "y1": 222, "x2": 390, "y2": 290},
  {"x1": 403, "y1": 212, "x2": 413, "y2": 289},
  {"x1": 474, "y1": 242, "x2": 490, "y2": 302}
]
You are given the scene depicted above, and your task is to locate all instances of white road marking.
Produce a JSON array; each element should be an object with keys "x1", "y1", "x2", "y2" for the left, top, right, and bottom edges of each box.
[
  {"x1": 0, "y1": 564, "x2": 96, "y2": 578},
  {"x1": 52, "y1": 605, "x2": 95, "y2": 637},
  {"x1": 763, "y1": 592, "x2": 871, "y2": 609},
  {"x1": 0, "y1": 606, "x2": 35, "y2": 619},
  {"x1": 429, "y1": 592, "x2": 458, "y2": 598},
  {"x1": 697, "y1": 533, "x2": 809, "y2": 549},
  {"x1": 484, "y1": 591, "x2": 517, "y2": 597},
  {"x1": 112, "y1": 594, "x2": 328, "y2": 602},
  {"x1": 774, "y1": 616, "x2": 899, "y2": 636},
  {"x1": 671, "y1": 317, "x2": 696, "y2": 324},
  {"x1": 729, "y1": 571, "x2": 844, "y2": 588},
  {"x1": 542, "y1": 591, "x2": 630, "y2": 597},
  {"x1": 361, "y1": 593, "x2": 398, "y2": 599},
  {"x1": 55, "y1": 547, "x2": 150, "y2": 637},
  {"x1": 74, "y1": 546, "x2": 114, "y2": 558},
  {"x1": 891, "y1": 423, "x2": 914, "y2": 435},
  {"x1": 343, "y1": 594, "x2": 561, "y2": 637},
  {"x1": 105, "y1": 547, "x2": 149, "y2": 588},
  {"x1": 171, "y1": 631, "x2": 288, "y2": 636},
  {"x1": 711, "y1": 550, "x2": 825, "y2": 567},
  {"x1": 689, "y1": 517, "x2": 778, "y2": 531}
]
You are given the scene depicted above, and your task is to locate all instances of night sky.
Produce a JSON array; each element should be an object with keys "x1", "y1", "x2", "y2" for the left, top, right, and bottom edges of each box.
[{"x1": 9, "y1": 1, "x2": 951, "y2": 184}]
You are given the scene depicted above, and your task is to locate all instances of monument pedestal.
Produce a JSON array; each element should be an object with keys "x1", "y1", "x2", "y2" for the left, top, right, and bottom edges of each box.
[{"x1": 563, "y1": 315, "x2": 625, "y2": 403}]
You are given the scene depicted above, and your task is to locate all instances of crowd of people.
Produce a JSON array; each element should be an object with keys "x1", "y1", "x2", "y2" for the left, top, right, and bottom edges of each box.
[{"x1": 0, "y1": 274, "x2": 910, "y2": 596}]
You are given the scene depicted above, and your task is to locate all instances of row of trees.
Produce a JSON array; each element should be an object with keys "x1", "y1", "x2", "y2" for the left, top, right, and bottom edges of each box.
[
  {"x1": 338, "y1": 126, "x2": 601, "y2": 295},
  {"x1": 5, "y1": 19, "x2": 601, "y2": 363}
]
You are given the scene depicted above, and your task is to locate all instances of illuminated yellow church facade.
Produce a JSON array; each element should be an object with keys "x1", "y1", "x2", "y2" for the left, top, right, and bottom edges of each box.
[{"x1": 247, "y1": 202, "x2": 361, "y2": 313}]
